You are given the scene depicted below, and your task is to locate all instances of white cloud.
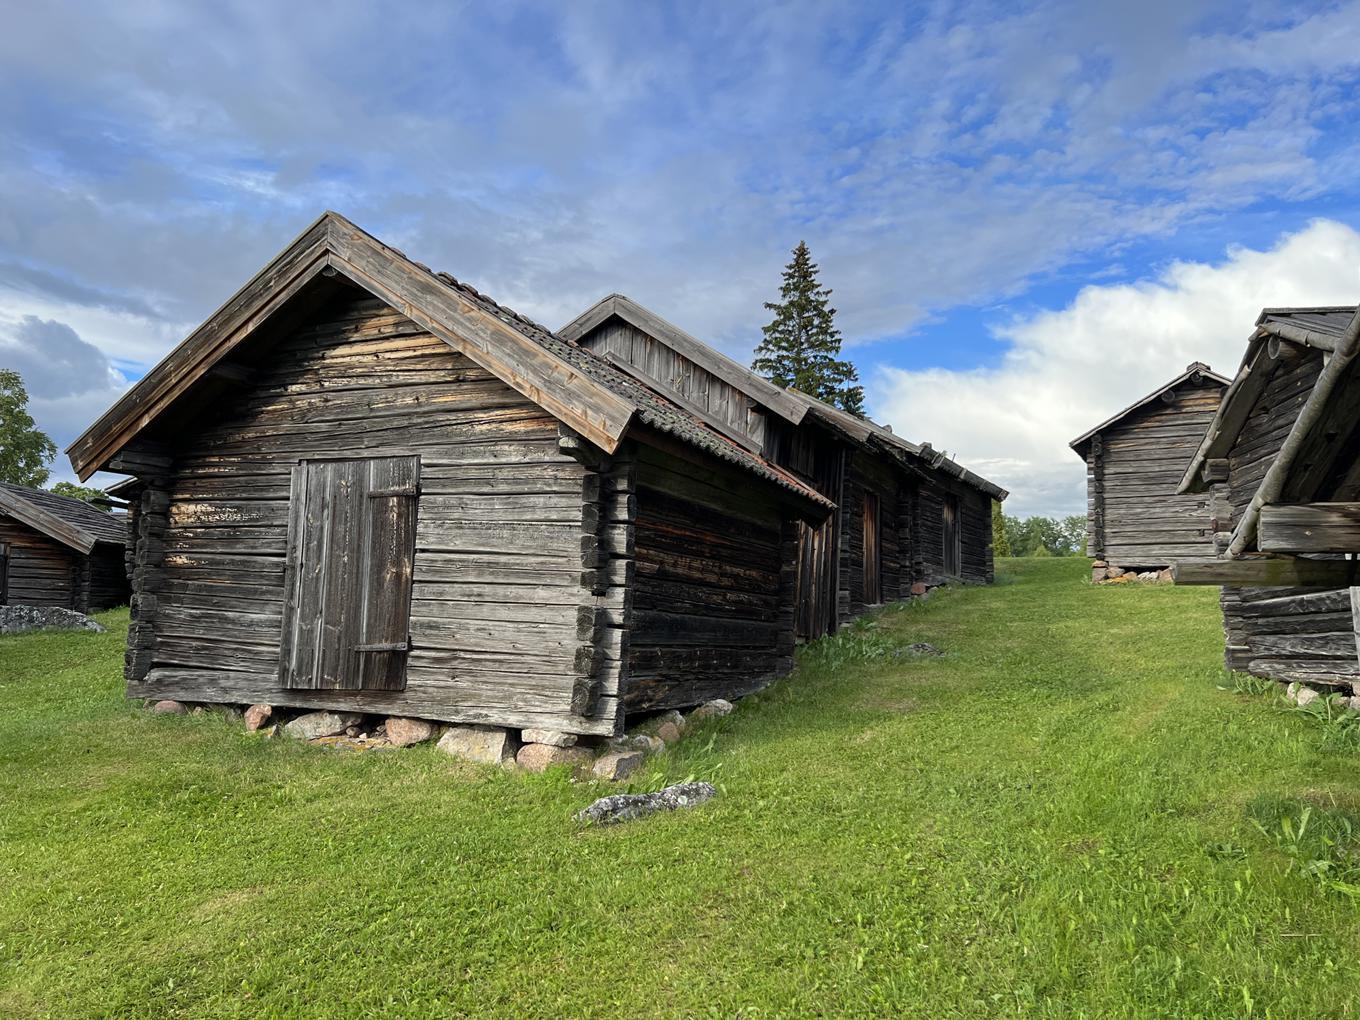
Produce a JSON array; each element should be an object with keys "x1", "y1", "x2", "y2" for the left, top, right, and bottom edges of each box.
[{"x1": 870, "y1": 219, "x2": 1360, "y2": 517}]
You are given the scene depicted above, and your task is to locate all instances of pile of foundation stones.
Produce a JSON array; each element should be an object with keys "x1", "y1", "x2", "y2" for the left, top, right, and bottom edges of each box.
[
  {"x1": 1091, "y1": 561, "x2": 1175, "y2": 585},
  {"x1": 145, "y1": 698, "x2": 735, "y2": 782}
]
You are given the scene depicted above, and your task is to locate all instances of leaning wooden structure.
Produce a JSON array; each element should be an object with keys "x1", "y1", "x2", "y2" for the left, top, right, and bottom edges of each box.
[
  {"x1": 1174, "y1": 305, "x2": 1360, "y2": 692},
  {"x1": 1070, "y1": 363, "x2": 1227, "y2": 579},
  {"x1": 0, "y1": 482, "x2": 129, "y2": 611},
  {"x1": 561, "y1": 294, "x2": 1006, "y2": 640}
]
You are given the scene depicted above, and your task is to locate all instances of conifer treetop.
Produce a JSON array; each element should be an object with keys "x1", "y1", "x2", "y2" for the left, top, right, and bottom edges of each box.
[{"x1": 751, "y1": 241, "x2": 865, "y2": 417}]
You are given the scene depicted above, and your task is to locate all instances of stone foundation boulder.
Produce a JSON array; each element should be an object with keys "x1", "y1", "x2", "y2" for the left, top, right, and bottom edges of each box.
[
  {"x1": 437, "y1": 725, "x2": 517, "y2": 767},
  {"x1": 244, "y1": 704, "x2": 273, "y2": 732},
  {"x1": 592, "y1": 751, "x2": 645, "y2": 781},
  {"x1": 521, "y1": 728, "x2": 577, "y2": 748},
  {"x1": 284, "y1": 711, "x2": 362, "y2": 740},
  {"x1": 386, "y1": 717, "x2": 439, "y2": 747},
  {"x1": 152, "y1": 699, "x2": 187, "y2": 715},
  {"x1": 688, "y1": 699, "x2": 734, "y2": 723},
  {"x1": 516, "y1": 743, "x2": 594, "y2": 773}
]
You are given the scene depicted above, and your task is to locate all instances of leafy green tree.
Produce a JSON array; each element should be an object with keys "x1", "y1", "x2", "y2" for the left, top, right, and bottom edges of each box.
[
  {"x1": 1002, "y1": 513, "x2": 1087, "y2": 557},
  {"x1": 50, "y1": 481, "x2": 110, "y2": 509},
  {"x1": 0, "y1": 369, "x2": 56, "y2": 487},
  {"x1": 752, "y1": 241, "x2": 864, "y2": 416},
  {"x1": 992, "y1": 501, "x2": 1012, "y2": 557}
]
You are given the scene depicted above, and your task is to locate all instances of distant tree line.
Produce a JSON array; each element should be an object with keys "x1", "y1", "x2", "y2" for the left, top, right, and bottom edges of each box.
[
  {"x1": 0, "y1": 369, "x2": 110, "y2": 509},
  {"x1": 992, "y1": 506, "x2": 1086, "y2": 557}
]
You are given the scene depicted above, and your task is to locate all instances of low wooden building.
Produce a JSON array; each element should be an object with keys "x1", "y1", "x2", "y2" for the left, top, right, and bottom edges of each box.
[
  {"x1": 1070, "y1": 363, "x2": 1227, "y2": 578},
  {"x1": 0, "y1": 482, "x2": 129, "y2": 611},
  {"x1": 1175, "y1": 305, "x2": 1360, "y2": 690},
  {"x1": 66, "y1": 213, "x2": 836, "y2": 738},
  {"x1": 561, "y1": 294, "x2": 1006, "y2": 641}
]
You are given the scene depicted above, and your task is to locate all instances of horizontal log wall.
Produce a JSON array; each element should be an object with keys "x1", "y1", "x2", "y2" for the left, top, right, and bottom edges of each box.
[
  {"x1": 0, "y1": 519, "x2": 78, "y2": 609},
  {"x1": 128, "y1": 291, "x2": 616, "y2": 735},
  {"x1": 624, "y1": 444, "x2": 794, "y2": 712},
  {"x1": 575, "y1": 318, "x2": 767, "y2": 449},
  {"x1": 1216, "y1": 350, "x2": 1351, "y2": 682},
  {"x1": 1088, "y1": 380, "x2": 1222, "y2": 568},
  {"x1": 910, "y1": 473, "x2": 993, "y2": 586}
]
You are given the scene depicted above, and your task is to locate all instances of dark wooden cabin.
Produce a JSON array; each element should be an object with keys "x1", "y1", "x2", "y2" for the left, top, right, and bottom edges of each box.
[
  {"x1": 0, "y1": 482, "x2": 129, "y2": 611},
  {"x1": 560, "y1": 294, "x2": 1007, "y2": 641},
  {"x1": 1069, "y1": 363, "x2": 1227, "y2": 578},
  {"x1": 66, "y1": 213, "x2": 834, "y2": 738},
  {"x1": 1175, "y1": 305, "x2": 1360, "y2": 691}
]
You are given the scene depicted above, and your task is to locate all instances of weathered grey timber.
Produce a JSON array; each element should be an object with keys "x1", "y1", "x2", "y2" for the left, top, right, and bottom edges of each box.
[
  {"x1": 563, "y1": 293, "x2": 1006, "y2": 641},
  {"x1": 1175, "y1": 305, "x2": 1360, "y2": 686},
  {"x1": 66, "y1": 213, "x2": 836, "y2": 738},
  {"x1": 1069, "y1": 363, "x2": 1228, "y2": 572},
  {"x1": 0, "y1": 483, "x2": 128, "y2": 612}
]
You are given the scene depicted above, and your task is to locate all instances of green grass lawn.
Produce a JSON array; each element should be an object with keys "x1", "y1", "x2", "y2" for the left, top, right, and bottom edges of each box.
[{"x1": 4, "y1": 558, "x2": 1360, "y2": 1017}]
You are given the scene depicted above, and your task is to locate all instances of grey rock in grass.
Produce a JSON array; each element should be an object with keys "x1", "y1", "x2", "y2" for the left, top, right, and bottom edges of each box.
[
  {"x1": 576, "y1": 782, "x2": 718, "y2": 826},
  {"x1": 284, "y1": 711, "x2": 362, "y2": 740},
  {"x1": 521, "y1": 728, "x2": 577, "y2": 748},
  {"x1": 244, "y1": 704, "x2": 273, "y2": 732},
  {"x1": 386, "y1": 717, "x2": 438, "y2": 748},
  {"x1": 0, "y1": 605, "x2": 106, "y2": 635},
  {"x1": 1294, "y1": 686, "x2": 1320, "y2": 707},
  {"x1": 905, "y1": 642, "x2": 943, "y2": 657},
  {"x1": 516, "y1": 743, "x2": 594, "y2": 773},
  {"x1": 688, "y1": 699, "x2": 734, "y2": 722},
  {"x1": 592, "y1": 751, "x2": 646, "y2": 782},
  {"x1": 437, "y1": 725, "x2": 517, "y2": 767},
  {"x1": 152, "y1": 699, "x2": 187, "y2": 715}
]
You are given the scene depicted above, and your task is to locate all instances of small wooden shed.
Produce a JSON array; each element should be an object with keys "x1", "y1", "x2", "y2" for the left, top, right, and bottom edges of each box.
[
  {"x1": 66, "y1": 213, "x2": 834, "y2": 738},
  {"x1": 561, "y1": 294, "x2": 1007, "y2": 641},
  {"x1": 1175, "y1": 305, "x2": 1360, "y2": 691},
  {"x1": 1070, "y1": 363, "x2": 1228, "y2": 578},
  {"x1": 0, "y1": 482, "x2": 129, "y2": 611}
]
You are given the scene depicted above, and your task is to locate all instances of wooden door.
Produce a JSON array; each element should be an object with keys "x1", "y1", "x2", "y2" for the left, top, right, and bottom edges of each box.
[
  {"x1": 863, "y1": 491, "x2": 882, "y2": 605},
  {"x1": 0, "y1": 542, "x2": 8, "y2": 605},
  {"x1": 279, "y1": 456, "x2": 419, "y2": 691},
  {"x1": 943, "y1": 495, "x2": 961, "y2": 577}
]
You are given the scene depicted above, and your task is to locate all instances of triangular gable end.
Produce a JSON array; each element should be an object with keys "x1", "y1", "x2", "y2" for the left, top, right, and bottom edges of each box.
[
  {"x1": 67, "y1": 212, "x2": 638, "y2": 480},
  {"x1": 1070, "y1": 362, "x2": 1229, "y2": 460}
]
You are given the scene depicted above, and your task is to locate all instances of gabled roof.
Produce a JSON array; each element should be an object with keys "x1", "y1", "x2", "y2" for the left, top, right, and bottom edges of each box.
[
  {"x1": 1069, "y1": 362, "x2": 1229, "y2": 458},
  {"x1": 785, "y1": 388, "x2": 1010, "y2": 501},
  {"x1": 559, "y1": 293, "x2": 809, "y2": 425},
  {"x1": 66, "y1": 213, "x2": 831, "y2": 512},
  {"x1": 1208, "y1": 303, "x2": 1360, "y2": 556},
  {"x1": 1180, "y1": 305, "x2": 1359, "y2": 497},
  {"x1": 0, "y1": 482, "x2": 127, "y2": 553}
]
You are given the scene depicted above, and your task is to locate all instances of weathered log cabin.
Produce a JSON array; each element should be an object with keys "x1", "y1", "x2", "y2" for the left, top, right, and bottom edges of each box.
[
  {"x1": 560, "y1": 294, "x2": 1007, "y2": 640},
  {"x1": 0, "y1": 482, "x2": 129, "y2": 611},
  {"x1": 1069, "y1": 363, "x2": 1227, "y2": 579},
  {"x1": 1175, "y1": 305, "x2": 1360, "y2": 691},
  {"x1": 66, "y1": 212, "x2": 836, "y2": 738}
]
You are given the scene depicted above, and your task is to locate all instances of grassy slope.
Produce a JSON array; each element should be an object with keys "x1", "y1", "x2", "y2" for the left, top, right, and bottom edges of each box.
[{"x1": 3, "y1": 558, "x2": 1360, "y2": 1017}]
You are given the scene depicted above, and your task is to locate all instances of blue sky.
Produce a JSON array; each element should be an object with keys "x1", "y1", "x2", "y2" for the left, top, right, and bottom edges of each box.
[{"x1": 1, "y1": 1, "x2": 1359, "y2": 514}]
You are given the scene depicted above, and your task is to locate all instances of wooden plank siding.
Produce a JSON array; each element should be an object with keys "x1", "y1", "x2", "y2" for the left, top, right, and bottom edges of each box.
[
  {"x1": 574, "y1": 318, "x2": 769, "y2": 450},
  {"x1": 126, "y1": 292, "x2": 620, "y2": 734},
  {"x1": 1082, "y1": 379, "x2": 1223, "y2": 568}
]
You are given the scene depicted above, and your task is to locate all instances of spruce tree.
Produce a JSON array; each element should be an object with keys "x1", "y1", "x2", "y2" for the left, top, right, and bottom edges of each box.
[{"x1": 752, "y1": 241, "x2": 864, "y2": 416}]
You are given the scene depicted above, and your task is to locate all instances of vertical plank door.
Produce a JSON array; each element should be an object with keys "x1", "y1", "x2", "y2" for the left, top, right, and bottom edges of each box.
[
  {"x1": 863, "y1": 491, "x2": 882, "y2": 604},
  {"x1": 279, "y1": 455, "x2": 419, "y2": 691},
  {"x1": 942, "y1": 495, "x2": 961, "y2": 577}
]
